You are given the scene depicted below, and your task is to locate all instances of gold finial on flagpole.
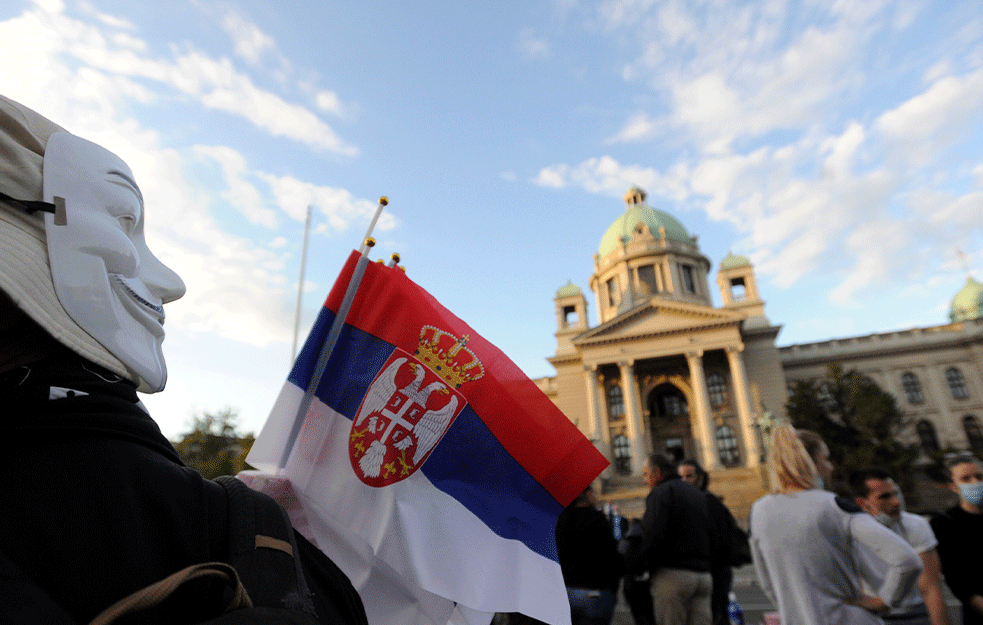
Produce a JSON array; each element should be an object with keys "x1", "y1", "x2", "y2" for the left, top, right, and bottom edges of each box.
[
  {"x1": 365, "y1": 237, "x2": 376, "y2": 248},
  {"x1": 388, "y1": 253, "x2": 400, "y2": 268},
  {"x1": 358, "y1": 197, "x2": 389, "y2": 255}
]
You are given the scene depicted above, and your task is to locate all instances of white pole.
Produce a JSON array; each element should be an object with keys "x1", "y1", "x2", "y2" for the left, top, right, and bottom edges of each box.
[{"x1": 291, "y1": 205, "x2": 313, "y2": 361}]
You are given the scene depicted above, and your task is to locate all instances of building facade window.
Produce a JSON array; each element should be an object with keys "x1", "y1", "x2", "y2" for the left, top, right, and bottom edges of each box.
[
  {"x1": 916, "y1": 419, "x2": 940, "y2": 453},
  {"x1": 901, "y1": 372, "x2": 925, "y2": 404},
  {"x1": 946, "y1": 367, "x2": 969, "y2": 400},
  {"x1": 637, "y1": 264, "x2": 658, "y2": 296},
  {"x1": 964, "y1": 416, "x2": 983, "y2": 451},
  {"x1": 612, "y1": 434, "x2": 632, "y2": 474},
  {"x1": 707, "y1": 372, "x2": 728, "y2": 408},
  {"x1": 681, "y1": 264, "x2": 696, "y2": 294},
  {"x1": 606, "y1": 384, "x2": 625, "y2": 419},
  {"x1": 606, "y1": 277, "x2": 618, "y2": 307},
  {"x1": 716, "y1": 425, "x2": 740, "y2": 466}
]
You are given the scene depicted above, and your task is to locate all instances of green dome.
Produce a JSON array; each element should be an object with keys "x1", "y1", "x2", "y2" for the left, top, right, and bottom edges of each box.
[
  {"x1": 556, "y1": 280, "x2": 582, "y2": 298},
  {"x1": 598, "y1": 203, "x2": 691, "y2": 258},
  {"x1": 950, "y1": 277, "x2": 983, "y2": 322},
  {"x1": 720, "y1": 252, "x2": 751, "y2": 270}
]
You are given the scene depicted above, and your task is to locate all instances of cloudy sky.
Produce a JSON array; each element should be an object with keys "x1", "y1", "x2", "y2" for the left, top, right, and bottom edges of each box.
[{"x1": 3, "y1": 0, "x2": 982, "y2": 440}]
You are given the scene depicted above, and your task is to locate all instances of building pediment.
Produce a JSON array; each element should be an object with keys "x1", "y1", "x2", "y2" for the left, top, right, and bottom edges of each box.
[{"x1": 574, "y1": 299, "x2": 743, "y2": 346}]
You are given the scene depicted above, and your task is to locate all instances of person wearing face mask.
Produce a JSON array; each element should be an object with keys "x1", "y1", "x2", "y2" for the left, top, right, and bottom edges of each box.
[
  {"x1": 750, "y1": 424, "x2": 923, "y2": 625},
  {"x1": 930, "y1": 453, "x2": 983, "y2": 625},
  {"x1": 0, "y1": 95, "x2": 366, "y2": 624},
  {"x1": 850, "y1": 467, "x2": 951, "y2": 625}
]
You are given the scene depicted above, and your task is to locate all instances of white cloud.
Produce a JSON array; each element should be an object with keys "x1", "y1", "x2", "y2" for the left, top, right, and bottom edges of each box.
[
  {"x1": 533, "y1": 165, "x2": 568, "y2": 188},
  {"x1": 876, "y1": 68, "x2": 983, "y2": 164},
  {"x1": 193, "y1": 144, "x2": 278, "y2": 228},
  {"x1": 821, "y1": 122, "x2": 865, "y2": 180},
  {"x1": 259, "y1": 173, "x2": 395, "y2": 234},
  {"x1": 315, "y1": 90, "x2": 343, "y2": 115},
  {"x1": 608, "y1": 112, "x2": 660, "y2": 143},
  {"x1": 221, "y1": 9, "x2": 275, "y2": 65}
]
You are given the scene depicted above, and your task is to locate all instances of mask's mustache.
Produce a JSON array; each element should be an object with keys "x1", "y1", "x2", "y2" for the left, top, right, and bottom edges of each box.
[{"x1": 112, "y1": 274, "x2": 165, "y2": 316}]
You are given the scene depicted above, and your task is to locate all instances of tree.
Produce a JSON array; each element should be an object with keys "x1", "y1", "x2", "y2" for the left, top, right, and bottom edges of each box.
[
  {"x1": 785, "y1": 364, "x2": 920, "y2": 492},
  {"x1": 172, "y1": 407, "x2": 255, "y2": 479}
]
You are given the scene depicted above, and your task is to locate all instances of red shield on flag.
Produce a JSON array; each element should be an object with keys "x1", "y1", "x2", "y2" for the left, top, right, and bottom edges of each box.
[{"x1": 349, "y1": 349, "x2": 465, "y2": 487}]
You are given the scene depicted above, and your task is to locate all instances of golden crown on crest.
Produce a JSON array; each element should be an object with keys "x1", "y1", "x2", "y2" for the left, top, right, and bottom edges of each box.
[{"x1": 415, "y1": 325, "x2": 485, "y2": 388}]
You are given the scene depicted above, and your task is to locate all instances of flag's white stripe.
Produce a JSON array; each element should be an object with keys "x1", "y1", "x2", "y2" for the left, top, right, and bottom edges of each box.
[{"x1": 248, "y1": 382, "x2": 572, "y2": 625}]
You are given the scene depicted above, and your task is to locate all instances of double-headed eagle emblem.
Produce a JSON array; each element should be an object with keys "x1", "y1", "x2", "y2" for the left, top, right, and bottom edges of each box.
[{"x1": 349, "y1": 326, "x2": 483, "y2": 486}]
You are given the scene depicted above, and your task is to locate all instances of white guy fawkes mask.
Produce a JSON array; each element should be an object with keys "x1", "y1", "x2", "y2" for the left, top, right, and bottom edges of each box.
[{"x1": 42, "y1": 132, "x2": 185, "y2": 392}]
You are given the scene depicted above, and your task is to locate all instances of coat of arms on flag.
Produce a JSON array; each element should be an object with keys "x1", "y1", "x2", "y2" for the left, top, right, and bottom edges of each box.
[{"x1": 350, "y1": 326, "x2": 482, "y2": 486}]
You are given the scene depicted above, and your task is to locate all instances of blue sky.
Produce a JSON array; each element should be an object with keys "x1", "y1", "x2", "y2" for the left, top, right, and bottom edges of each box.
[{"x1": 3, "y1": 0, "x2": 982, "y2": 439}]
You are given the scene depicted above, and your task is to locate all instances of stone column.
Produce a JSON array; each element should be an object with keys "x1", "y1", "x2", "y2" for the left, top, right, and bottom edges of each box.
[
  {"x1": 726, "y1": 346, "x2": 761, "y2": 467},
  {"x1": 686, "y1": 350, "x2": 720, "y2": 470},
  {"x1": 619, "y1": 360, "x2": 647, "y2": 474},
  {"x1": 583, "y1": 363, "x2": 602, "y2": 444}
]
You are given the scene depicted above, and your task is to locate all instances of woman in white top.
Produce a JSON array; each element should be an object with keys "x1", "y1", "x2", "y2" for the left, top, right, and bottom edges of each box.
[{"x1": 750, "y1": 424, "x2": 923, "y2": 625}]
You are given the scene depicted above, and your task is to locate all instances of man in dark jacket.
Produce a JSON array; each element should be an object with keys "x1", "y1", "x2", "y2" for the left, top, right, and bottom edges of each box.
[
  {"x1": 0, "y1": 94, "x2": 366, "y2": 624},
  {"x1": 637, "y1": 453, "x2": 713, "y2": 625}
]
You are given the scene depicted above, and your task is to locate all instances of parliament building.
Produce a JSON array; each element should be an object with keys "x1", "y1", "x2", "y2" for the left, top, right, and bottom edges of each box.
[{"x1": 534, "y1": 187, "x2": 983, "y2": 518}]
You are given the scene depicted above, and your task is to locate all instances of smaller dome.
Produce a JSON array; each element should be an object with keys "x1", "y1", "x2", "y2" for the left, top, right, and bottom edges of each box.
[
  {"x1": 556, "y1": 280, "x2": 582, "y2": 298},
  {"x1": 720, "y1": 252, "x2": 751, "y2": 270},
  {"x1": 950, "y1": 277, "x2": 983, "y2": 322}
]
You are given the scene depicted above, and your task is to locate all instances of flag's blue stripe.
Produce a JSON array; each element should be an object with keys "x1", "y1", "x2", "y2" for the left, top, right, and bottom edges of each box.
[{"x1": 288, "y1": 307, "x2": 562, "y2": 561}]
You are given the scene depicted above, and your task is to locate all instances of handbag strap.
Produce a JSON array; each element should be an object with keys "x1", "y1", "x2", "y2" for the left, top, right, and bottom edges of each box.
[{"x1": 87, "y1": 561, "x2": 252, "y2": 625}]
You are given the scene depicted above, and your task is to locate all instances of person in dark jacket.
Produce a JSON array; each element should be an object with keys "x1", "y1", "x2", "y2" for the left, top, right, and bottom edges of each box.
[
  {"x1": 556, "y1": 484, "x2": 625, "y2": 625},
  {"x1": 930, "y1": 453, "x2": 983, "y2": 625},
  {"x1": 637, "y1": 453, "x2": 713, "y2": 625},
  {"x1": 0, "y1": 94, "x2": 366, "y2": 624},
  {"x1": 679, "y1": 458, "x2": 740, "y2": 625}
]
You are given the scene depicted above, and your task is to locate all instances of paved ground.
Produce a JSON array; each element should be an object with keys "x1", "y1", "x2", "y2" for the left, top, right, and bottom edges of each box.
[{"x1": 611, "y1": 565, "x2": 963, "y2": 625}]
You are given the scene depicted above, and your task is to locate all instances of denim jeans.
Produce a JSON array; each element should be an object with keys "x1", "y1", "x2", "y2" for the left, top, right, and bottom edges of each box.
[{"x1": 566, "y1": 587, "x2": 616, "y2": 625}]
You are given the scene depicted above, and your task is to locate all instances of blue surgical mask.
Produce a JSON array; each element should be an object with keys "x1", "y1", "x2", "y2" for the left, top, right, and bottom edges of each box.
[{"x1": 958, "y1": 482, "x2": 983, "y2": 506}]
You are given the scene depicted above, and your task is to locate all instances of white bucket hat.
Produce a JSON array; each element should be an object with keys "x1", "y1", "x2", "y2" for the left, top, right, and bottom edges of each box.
[{"x1": 0, "y1": 94, "x2": 137, "y2": 388}]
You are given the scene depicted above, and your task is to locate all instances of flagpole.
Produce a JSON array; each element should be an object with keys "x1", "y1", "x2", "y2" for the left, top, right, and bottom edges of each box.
[
  {"x1": 279, "y1": 197, "x2": 389, "y2": 469},
  {"x1": 291, "y1": 204, "x2": 313, "y2": 361}
]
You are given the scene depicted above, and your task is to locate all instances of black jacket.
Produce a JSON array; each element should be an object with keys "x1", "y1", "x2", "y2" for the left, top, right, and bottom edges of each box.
[
  {"x1": 636, "y1": 475, "x2": 712, "y2": 573},
  {"x1": 931, "y1": 505, "x2": 983, "y2": 625},
  {"x1": 555, "y1": 504, "x2": 624, "y2": 592},
  {"x1": 0, "y1": 356, "x2": 366, "y2": 624}
]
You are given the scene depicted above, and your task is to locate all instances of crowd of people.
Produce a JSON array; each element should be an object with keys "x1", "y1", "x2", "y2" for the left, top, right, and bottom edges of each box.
[{"x1": 551, "y1": 425, "x2": 983, "y2": 625}]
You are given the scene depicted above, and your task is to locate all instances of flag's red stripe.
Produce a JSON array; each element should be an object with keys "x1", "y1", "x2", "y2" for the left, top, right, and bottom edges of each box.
[{"x1": 323, "y1": 251, "x2": 608, "y2": 506}]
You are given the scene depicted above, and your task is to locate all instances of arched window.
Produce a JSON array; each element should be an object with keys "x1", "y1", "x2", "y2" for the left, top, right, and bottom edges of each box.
[
  {"x1": 947, "y1": 368, "x2": 969, "y2": 400},
  {"x1": 901, "y1": 372, "x2": 924, "y2": 404},
  {"x1": 612, "y1": 434, "x2": 632, "y2": 474},
  {"x1": 606, "y1": 385, "x2": 624, "y2": 419},
  {"x1": 916, "y1": 420, "x2": 940, "y2": 453},
  {"x1": 964, "y1": 416, "x2": 983, "y2": 451},
  {"x1": 707, "y1": 373, "x2": 728, "y2": 408},
  {"x1": 716, "y1": 425, "x2": 741, "y2": 467}
]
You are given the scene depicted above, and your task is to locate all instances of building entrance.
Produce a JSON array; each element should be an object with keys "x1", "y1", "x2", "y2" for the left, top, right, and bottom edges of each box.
[{"x1": 647, "y1": 382, "x2": 694, "y2": 462}]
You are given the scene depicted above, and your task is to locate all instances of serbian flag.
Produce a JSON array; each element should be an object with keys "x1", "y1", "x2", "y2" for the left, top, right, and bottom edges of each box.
[{"x1": 243, "y1": 250, "x2": 608, "y2": 625}]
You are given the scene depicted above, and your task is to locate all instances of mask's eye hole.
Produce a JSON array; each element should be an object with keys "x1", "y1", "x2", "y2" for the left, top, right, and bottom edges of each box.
[{"x1": 118, "y1": 214, "x2": 136, "y2": 233}]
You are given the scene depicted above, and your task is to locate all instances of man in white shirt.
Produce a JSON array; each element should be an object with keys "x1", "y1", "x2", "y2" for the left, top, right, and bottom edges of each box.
[{"x1": 850, "y1": 467, "x2": 951, "y2": 625}]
